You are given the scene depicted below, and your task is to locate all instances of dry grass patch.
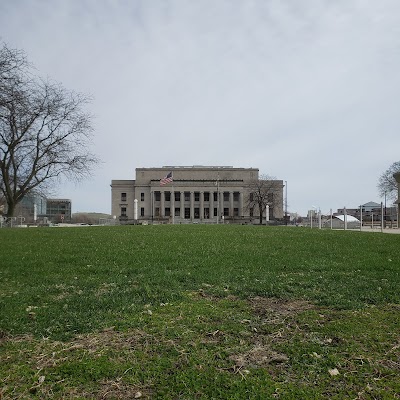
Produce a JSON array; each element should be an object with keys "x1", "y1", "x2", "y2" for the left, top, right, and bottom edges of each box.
[
  {"x1": 230, "y1": 346, "x2": 289, "y2": 369},
  {"x1": 249, "y1": 296, "x2": 314, "y2": 319},
  {"x1": 226, "y1": 297, "x2": 313, "y2": 373},
  {"x1": 1, "y1": 328, "x2": 155, "y2": 399},
  {"x1": 96, "y1": 379, "x2": 151, "y2": 399}
]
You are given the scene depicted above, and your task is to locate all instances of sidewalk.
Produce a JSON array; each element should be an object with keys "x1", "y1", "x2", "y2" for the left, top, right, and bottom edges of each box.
[{"x1": 358, "y1": 227, "x2": 400, "y2": 234}]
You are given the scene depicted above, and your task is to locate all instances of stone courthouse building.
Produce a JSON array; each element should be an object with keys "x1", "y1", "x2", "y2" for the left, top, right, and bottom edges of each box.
[{"x1": 111, "y1": 166, "x2": 284, "y2": 224}]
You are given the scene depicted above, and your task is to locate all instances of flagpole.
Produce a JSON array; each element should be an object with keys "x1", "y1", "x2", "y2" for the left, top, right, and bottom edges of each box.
[
  {"x1": 216, "y1": 173, "x2": 220, "y2": 224},
  {"x1": 172, "y1": 185, "x2": 174, "y2": 225},
  {"x1": 160, "y1": 171, "x2": 174, "y2": 224}
]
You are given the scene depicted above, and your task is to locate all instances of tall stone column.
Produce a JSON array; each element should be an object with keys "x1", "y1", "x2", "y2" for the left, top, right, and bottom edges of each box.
[
  {"x1": 200, "y1": 191, "x2": 204, "y2": 219},
  {"x1": 210, "y1": 191, "x2": 214, "y2": 220},
  {"x1": 160, "y1": 191, "x2": 165, "y2": 218},
  {"x1": 150, "y1": 190, "x2": 154, "y2": 221},
  {"x1": 190, "y1": 191, "x2": 194, "y2": 221},
  {"x1": 220, "y1": 191, "x2": 224, "y2": 219},
  {"x1": 170, "y1": 191, "x2": 175, "y2": 223},
  {"x1": 229, "y1": 191, "x2": 234, "y2": 217},
  {"x1": 239, "y1": 192, "x2": 244, "y2": 217},
  {"x1": 180, "y1": 191, "x2": 185, "y2": 219}
]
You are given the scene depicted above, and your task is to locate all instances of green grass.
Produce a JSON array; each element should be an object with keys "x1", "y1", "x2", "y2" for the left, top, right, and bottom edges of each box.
[{"x1": 1, "y1": 225, "x2": 399, "y2": 399}]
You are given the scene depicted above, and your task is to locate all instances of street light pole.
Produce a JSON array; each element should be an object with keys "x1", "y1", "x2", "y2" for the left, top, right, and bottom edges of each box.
[
  {"x1": 318, "y1": 208, "x2": 322, "y2": 229},
  {"x1": 285, "y1": 180, "x2": 288, "y2": 225},
  {"x1": 384, "y1": 191, "x2": 387, "y2": 229}
]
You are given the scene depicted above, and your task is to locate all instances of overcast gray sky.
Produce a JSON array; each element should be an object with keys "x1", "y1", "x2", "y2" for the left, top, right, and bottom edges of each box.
[{"x1": 1, "y1": 0, "x2": 399, "y2": 216}]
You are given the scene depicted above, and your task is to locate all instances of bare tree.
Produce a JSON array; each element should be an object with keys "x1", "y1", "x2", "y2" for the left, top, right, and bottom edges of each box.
[
  {"x1": 0, "y1": 194, "x2": 5, "y2": 215},
  {"x1": 377, "y1": 161, "x2": 400, "y2": 202},
  {"x1": 246, "y1": 174, "x2": 280, "y2": 224},
  {"x1": 0, "y1": 43, "x2": 98, "y2": 217}
]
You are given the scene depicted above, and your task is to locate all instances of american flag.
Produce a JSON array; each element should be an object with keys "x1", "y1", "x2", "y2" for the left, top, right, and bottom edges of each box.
[{"x1": 160, "y1": 172, "x2": 173, "y2": 186}]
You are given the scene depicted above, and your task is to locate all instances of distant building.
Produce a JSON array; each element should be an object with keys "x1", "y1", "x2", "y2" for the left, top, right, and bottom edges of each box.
[
  {"x1": 10, "y1": 195, "x2": 71, "y2": 223},
  {"x1": 20, "y1": 194, "x2": 47, "y2": 216},
  {"x1": 46, "y1": 199, "x2": 72, "y2": 222},
  {"x1": 111, "y1": 166, "x2": 284, "y2": 224},
  {"x1": 335, "y1": 201, "x2": 398, "y2": 225},
  {"x1": 325, "y1": 215, "x2": 361, "y2": 229}
]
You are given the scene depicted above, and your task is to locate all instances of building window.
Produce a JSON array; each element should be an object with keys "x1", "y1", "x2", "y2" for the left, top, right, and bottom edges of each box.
[
  {"x1": 250, "y1": 207, "x2": 254, "y2": 217},
  {"x1": 194, "y1": 192, "x2": 200, "y2": 202},
  {"x1": 175, "y1": 207, "x2": 180, "y2": 216},
  {"x1": 214, "y1": 208, "x2": 217, "y2": 217},
  {"x1": 250, "y1": 193, "x2": 254, "y2": 202},
  {"x1": 155, "y1": 207, "x2": 160, "y2": 217},
  {"x1": 234, "y1": 208, "x2": 239, "y2": 216},
  {"x1": 184, "y1": 207, "x2": 190, "y2": 219},
  {"x1": 121, "y1": 193, "x2": 127, "y2": 202},
  {"x1": 175, "y1": 192, "x2": 180, "y2": 202},
  {"x1": 204, "y1": 192, "x2": 210, "y2": 202},
  {"x1": 204, "y1": 207, "x2": 210, "y2": 219},
  {"x1": 194, "y1": 207, "x2": 200, "y2": 219},
  {"x1": 140, "y1": 207, "x2": 144, "y2": 217},
  {"x1": 165, "y1": 192, "x2": 171, "y2": 202},
  {"x1": 224, "y1": 208, "x2": 229, "y2": 216},
  {"x1": 165, "y1": 207, "x2": 170, "y2": 217},
  {"x1": 184, "y1": 192, "x2": 190, "y2": 202},
  {"x1": 213, "y1": 192, "x2": 218, "y2": 201},
  {"x1": 141, "y1": 192, "x2": 144, "y2": 201},
  {"x1": 233, "y1": 192, "x2": 240, "y2": 201},
  {"x1": 121, "y1": 207, "x2": 127, "y2": 217},
  {"x1": 155, "y1": 192, "x2": 160, "y2": 201},
  {"x1": 223, "y1": 192, "x2": 229, "y2": 201}
]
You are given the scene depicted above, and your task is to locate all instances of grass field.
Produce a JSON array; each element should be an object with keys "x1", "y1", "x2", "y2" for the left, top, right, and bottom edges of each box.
[{"x1": 1, "y1": 225, "x2": 399, "y2": 399}]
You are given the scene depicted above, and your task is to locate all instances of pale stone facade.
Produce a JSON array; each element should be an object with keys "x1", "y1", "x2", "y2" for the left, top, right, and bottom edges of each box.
[{"x1": 111, "y1": 166, "x2": 284, "y2": 224}]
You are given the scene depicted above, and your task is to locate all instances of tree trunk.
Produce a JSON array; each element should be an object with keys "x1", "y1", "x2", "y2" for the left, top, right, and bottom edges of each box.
[
  {"x1": 259, "y1": 202, "x2": 263, "y2": 225},
  {"x1": 6, "y1": 201, "x2": 16, "y2": 218}
]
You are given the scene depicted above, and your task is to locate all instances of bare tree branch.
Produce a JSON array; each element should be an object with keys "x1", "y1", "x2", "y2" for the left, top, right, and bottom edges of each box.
[
  {"x1": 0, "y1": 42, "x2": 99, "y2": 217},
  {"x1": 377, "y1": 161, "x2": 400, "y2": 201},
  {"x1": 245, "y1": 173, "x2": 282, "y2": 224}
]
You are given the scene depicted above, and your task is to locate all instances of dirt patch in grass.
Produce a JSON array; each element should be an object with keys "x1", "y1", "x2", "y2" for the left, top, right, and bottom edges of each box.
[
  {"x1": 226, "y1": 297, "x2": 314, "y2": 372},
  {"x1": 71, "y1": 327, "x2": 153, "y2": 353},
  {"x1": 96, "y1": 379, "x2": 151, "y2": 399},
  {"x1": 29, "y1": 327, "x2": 155, "y2": 371},
  {"x1": 3, "y1": 326, "x2": 152, "y2": 351},
  {"x1": 249, "y1": 296, "x2": 314, "y2": 318},
  {"x1": 28, "y1": 380, "x2": 151, "y2": 400},
  {"x1": 0, "y1": 332, "x2": 34, "y2": 345},
  {"x1": 230, "y1": 345, "x2": 289, "y2": 369}
]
